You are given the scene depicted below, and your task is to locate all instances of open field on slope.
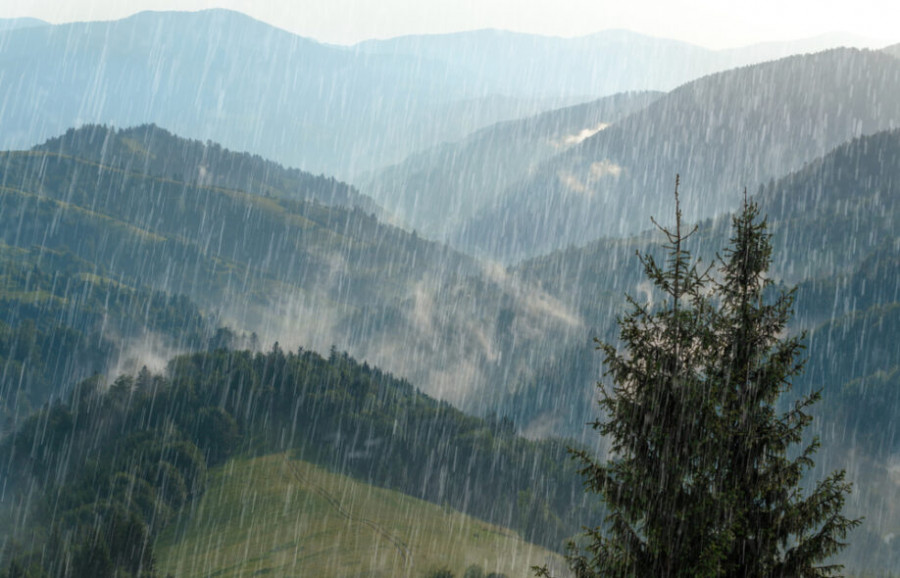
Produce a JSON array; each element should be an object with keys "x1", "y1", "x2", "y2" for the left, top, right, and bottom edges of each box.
[{"x1": 156, "y1": 453, "x2": 560, "y2": 577}]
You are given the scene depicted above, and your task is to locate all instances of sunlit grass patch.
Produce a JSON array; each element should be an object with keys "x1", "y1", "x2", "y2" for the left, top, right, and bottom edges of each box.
[{"x1": 156, "y1": 453, "x2": 559, "y2": 577}]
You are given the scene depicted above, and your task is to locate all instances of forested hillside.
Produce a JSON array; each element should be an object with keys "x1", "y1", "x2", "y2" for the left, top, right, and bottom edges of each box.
[
  {"x1": 0, "y1": 125, "x2": 587, "y2": 420},
  {"x1": 0, "y1": 346, "x2": 592, "y2": 575},
  {"x1": 0, "y1": 245, "x2": 214, "y2": 428}
]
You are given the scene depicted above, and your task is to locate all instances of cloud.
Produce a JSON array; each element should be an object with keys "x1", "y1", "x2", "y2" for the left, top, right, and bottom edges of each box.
[
  {"x1": 108, "y1": 330, "x2": 186, "y2": 379},
  {"x1": 550, "y1": 122, "x2": 610, "y2": 148},
  {"x1": 557, "y1": 159, "x2": 623, "y2": 195},
  {"x1": 589, "y1": 159, "x2": 623, "y2": 178},
  {"x1": 557, "y1": 170, "x2": 588, "y2": 193}
]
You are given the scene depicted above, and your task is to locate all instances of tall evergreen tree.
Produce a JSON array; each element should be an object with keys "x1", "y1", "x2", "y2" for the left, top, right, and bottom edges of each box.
[
  {"x1": 710, "y1": 195, "x2": 859, "y2": 577},
  {"x1": 544, "y1": 181, "x2": 859, "y2": 578}
]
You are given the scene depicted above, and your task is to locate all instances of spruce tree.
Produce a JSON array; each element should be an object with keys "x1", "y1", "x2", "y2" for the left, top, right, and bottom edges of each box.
[
  {"x1": 548, "y1": 181, "x2": 859, "y2": 577},
  {"x1": 711, "y1": 195, "x2": 860, "y2": 577}
]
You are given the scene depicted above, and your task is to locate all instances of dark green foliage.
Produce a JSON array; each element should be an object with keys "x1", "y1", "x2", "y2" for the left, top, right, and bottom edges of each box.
[
  {"x1": 70, "y1": 532, "x2": 114, "y2": 578},
  {"x1": 67, "y1": 506, "x2": 155, "y2": 577},
  {"x1": 1, "y1": 559, "x2": 47, "y2": 578},
  {"x1": 0, "y1": 137, "x2": 473, "y2": 315},
  {"x1": 193, "y1": 406, "x2": 240, "y2": 465},
  {"x1": 561, "y1": 190, "x2": 859, "y2": 577},
  {"x1": 0, "y1": 370, "x2": 212, "y2": 576}
]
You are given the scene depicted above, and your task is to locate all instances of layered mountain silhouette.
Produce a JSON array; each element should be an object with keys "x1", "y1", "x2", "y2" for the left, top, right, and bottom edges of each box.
[
  {"x1": 0, "y1": 10, "x2": 881, "y2": 181},
  {"x1": 362, "y1": 91, "x2": 662, "y2": 237},
  {"x1": 453, "y1": 48, "x2": 900, "y2": 260}
]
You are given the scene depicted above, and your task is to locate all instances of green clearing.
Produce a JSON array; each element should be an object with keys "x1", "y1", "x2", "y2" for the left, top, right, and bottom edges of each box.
[{"x1": 156, "y1": 453, "x2": 560, "y2": 577}]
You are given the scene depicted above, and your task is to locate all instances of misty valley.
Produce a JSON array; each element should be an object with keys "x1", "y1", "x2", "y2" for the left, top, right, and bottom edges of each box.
[{"x1": 1, "y1": 9, "x2": 900, "y2": 578}]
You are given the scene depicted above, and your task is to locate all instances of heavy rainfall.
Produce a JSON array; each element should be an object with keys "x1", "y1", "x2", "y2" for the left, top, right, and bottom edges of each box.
[{"x1": 0, "y1": 3, "x2": 898, "y2": 576}]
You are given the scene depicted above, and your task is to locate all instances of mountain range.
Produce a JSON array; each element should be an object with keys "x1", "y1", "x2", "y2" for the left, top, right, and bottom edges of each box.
[
  {"x1": 0, "y1": 9, "x2": 885, "y2": 182},
  {"x1": 450, "y1": 47, "x2": 900, "y2": 260},
  {"x1": 361, "y1": 90, "x2": 662, "y2": 237}
]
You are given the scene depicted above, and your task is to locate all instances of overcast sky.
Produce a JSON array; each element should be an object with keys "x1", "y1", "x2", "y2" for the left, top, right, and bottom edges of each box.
[{"x1": 1, "y1": 0, "x2": 896, "y2": 49}]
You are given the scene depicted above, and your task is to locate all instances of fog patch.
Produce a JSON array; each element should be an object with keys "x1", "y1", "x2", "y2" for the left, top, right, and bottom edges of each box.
[
  {"x1": 521, "y1": 412, "x2": 564, "y2": 440},
  {"x1": 257, "y1": 287, "x2": 346, "y2": 355},
  {"x1": 108, "y1": 330, "x2": 186, "y2": 379},
  {"x1": 558, "y1": 159, "x2": 623, "y2": 196},
  {"x1": 589, "y1": 160, "x2": 623, "y2": 179},
  {"x1": 233, "y1": 259, "x2": 584, "y2": 409},
  {"x1": 557, "y1": 170, "x2": 588, "y2": 194},
  {"x1": 636, "y1": 279, "x2": 654, "y2": 308},
  {"x1": 550, "y1": 122, "x2": 610, "y2": 148}
]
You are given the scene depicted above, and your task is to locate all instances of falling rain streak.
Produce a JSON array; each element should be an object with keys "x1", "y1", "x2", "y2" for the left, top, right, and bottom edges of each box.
[{"x1": 0, "y1": 8, "x2": 899, "y2": 577}]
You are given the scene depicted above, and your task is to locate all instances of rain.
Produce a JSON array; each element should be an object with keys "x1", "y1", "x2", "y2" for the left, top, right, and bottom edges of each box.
[{"x1": 0, "y1": 1, "x2": 898, "y2": 576}]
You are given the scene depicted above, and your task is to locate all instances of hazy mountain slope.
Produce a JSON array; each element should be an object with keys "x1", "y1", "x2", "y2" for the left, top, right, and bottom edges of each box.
[
  {"x1": 499, "y1": 127, "x2": 900, "y2": 437},
  {"x1": 0, "y1": 17, "x2": 47, "y2": 31},
  {"x1": 884, "y1": 42, "x2": 900, "y2": 58},
  {"x1": 363, "y1": 91, "x2": 661, "y2": 238},
  {"x1": 0, "y1": 10, "x2": 579, "y2": 179},
  {"x1": 356, "y1": 29, "x2": 714, "y2": 98},
  {"x1": 0, "y1": 125, "x2": 584, "y2": 409},
  {"x1": 356, "y1": 29, "x2": 883, "y2": 99},
  {"x1": 718, "y1": 31, "x2": 886, "y2": 61},
  {"x1": 0, "y1": 243, "x2": 220, "y2": 428},
  {"x1": 456, "y1": 48, "x2": 900, "y2": 260},
  {"x1": 758, "y1": 129, "x2": 900, "y2": 283},
  {"x1": 0, "y1": 11, "x2": 884, "y2": 182},
  {"x1": 37, "y1": 124, "x2": 381, "y2": 212}
]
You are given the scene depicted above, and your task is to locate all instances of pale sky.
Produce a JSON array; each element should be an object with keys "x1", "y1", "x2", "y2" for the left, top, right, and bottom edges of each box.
[{"x1": 0, "y1": 0, "x2": 896, "y2": 49}]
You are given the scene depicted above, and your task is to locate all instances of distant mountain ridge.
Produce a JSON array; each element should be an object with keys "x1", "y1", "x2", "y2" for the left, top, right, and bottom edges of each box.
[
  {"x1": 0, "y1": 9, "x2": 888, "y2": 181},
  {"x1": 454, "y1": 48, "x2": 900, "y2": 260},
  {"x1": 36, "y1": 124, "x2": 381, "y2": 213},
  {"x1": 0, "y1": 17, "x2": 47, "y2": 31},
  {"x1": 0, "y1": 10, "x2": 582, "y2": 179},
  {"x1": 362, "y1": 91, "x2": 662, "y2": 237},
  {"x1": 0, "y1": 124, "x2": 585, "y2": 414},
  {"x1": 355, "y1": 28, "x2": 885, "y2": 98}
]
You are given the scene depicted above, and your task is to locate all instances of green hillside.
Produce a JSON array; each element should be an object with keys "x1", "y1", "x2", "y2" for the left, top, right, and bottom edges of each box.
[{"x1": 157, "y1": 453, "x2": 559, "y2": 577}]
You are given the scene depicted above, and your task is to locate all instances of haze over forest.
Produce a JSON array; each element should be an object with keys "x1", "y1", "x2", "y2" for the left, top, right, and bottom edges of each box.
[{"x1": 1, "y1": 7, "x2": 899, "y2": 577}]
